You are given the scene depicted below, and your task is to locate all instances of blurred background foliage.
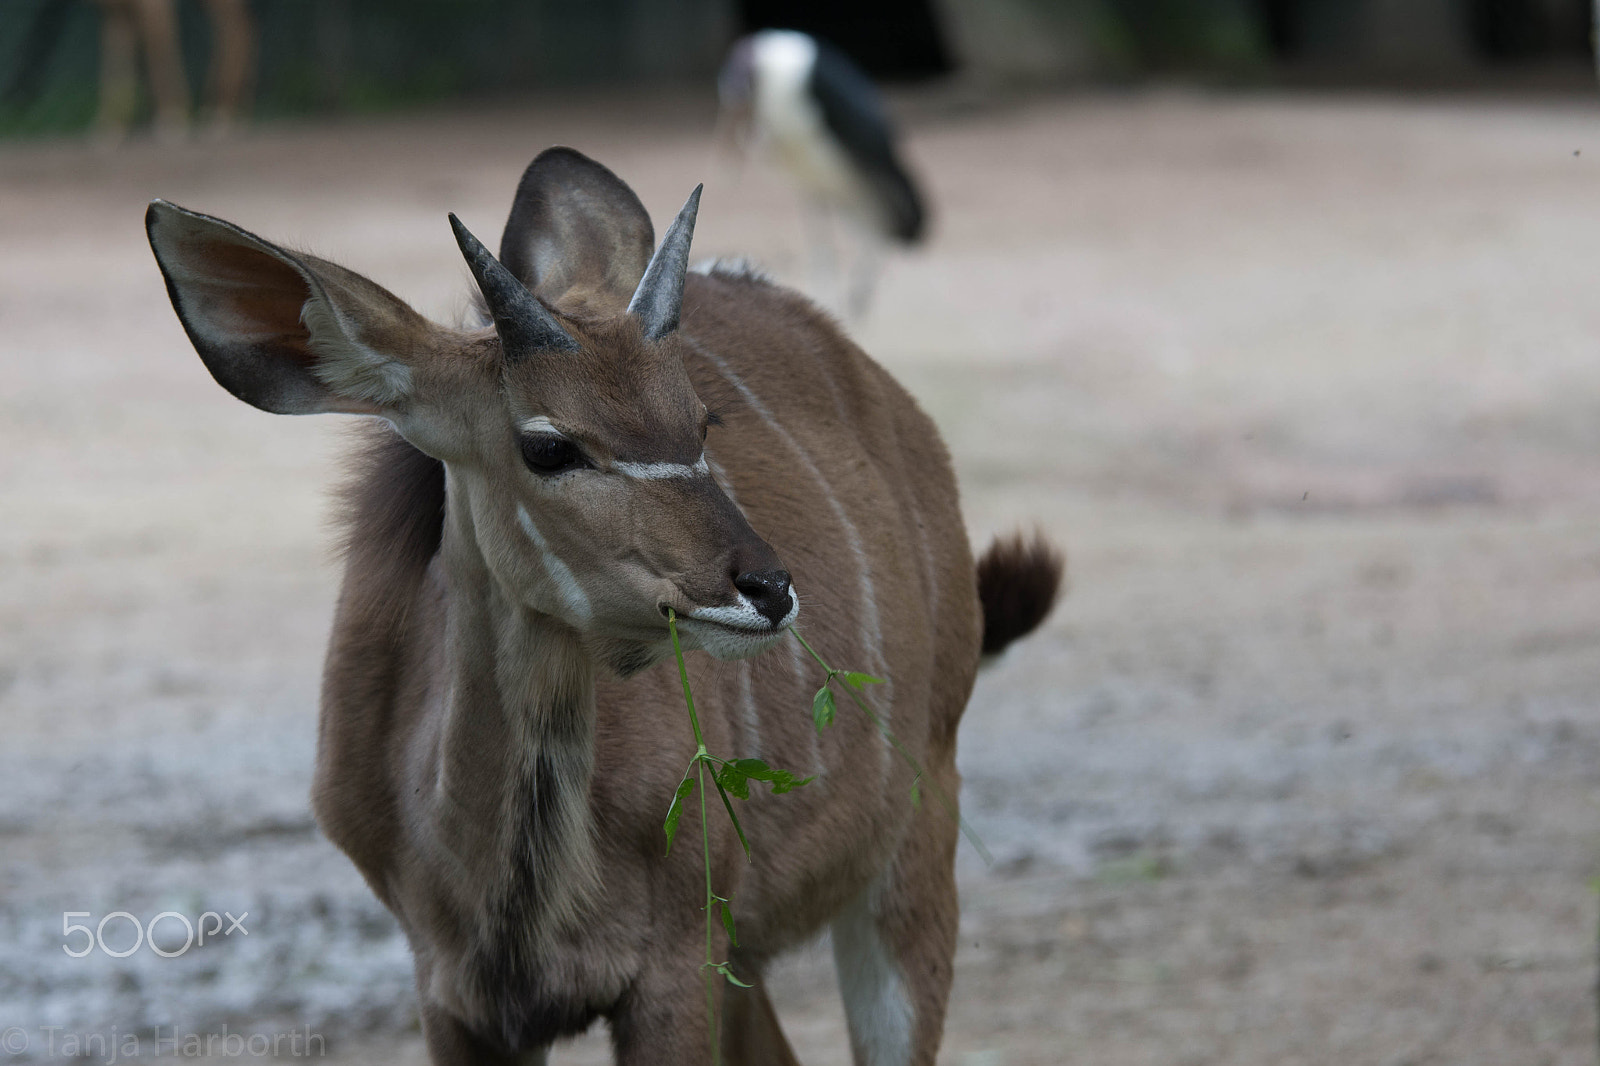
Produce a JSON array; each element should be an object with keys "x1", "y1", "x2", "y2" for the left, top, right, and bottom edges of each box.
[{"x1": 0, "y1": 0, "x2": 1593, "y2": 139}]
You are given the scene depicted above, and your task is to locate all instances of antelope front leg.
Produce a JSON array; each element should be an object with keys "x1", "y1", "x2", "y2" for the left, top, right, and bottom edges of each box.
[
  {"x1": 832, "y1": 767, "x2": 961, "y2": 1066},
  {"x1": 419, "y1": 1001, "x2": 544, "y2": 1066},
  {"x1": 609, "y1": 947, "x2": 730, "y2": 1066},
  {"x1": 721, "y1": 974, "x2": 803, "y2": 1066}
]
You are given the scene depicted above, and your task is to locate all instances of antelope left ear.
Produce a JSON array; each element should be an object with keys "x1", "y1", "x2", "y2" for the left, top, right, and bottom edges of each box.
[
  {"x1": 147, "y1": 199, "x2": 441, "y2": 416},
  {"x1": 498, "y1": 147, "x2": 656, "y2": 316}
]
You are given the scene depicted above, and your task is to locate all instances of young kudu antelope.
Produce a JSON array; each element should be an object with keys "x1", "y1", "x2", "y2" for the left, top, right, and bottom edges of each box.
[{"x1": 146, "y1": 148, "x2": 1060, "y2": 1066}]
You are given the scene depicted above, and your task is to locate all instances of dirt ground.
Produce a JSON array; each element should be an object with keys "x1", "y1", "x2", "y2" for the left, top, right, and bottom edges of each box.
[{"x1": 3, "y1": 86, "x2": 1600, "y2": 1065}]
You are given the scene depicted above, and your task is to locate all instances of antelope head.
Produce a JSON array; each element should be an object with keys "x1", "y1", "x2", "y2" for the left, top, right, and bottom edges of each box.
[{"x1": 147, "y1": 148, "x2": 797, "y2": 675}]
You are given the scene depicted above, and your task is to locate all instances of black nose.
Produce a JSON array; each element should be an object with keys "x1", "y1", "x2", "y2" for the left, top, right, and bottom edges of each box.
[{"x1": 733, "y1": 568, "x2": 793, "y2": 626}]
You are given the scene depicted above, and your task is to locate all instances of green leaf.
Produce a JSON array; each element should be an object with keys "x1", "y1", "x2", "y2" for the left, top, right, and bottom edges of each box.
[
  {"x1": 662, "y1": 777, "x2": 695, "y2": 854},
  {"x1": 721, "y1": 758, "x2": 815, "y2": 796},
  {"x1": 764, "y1": 767, "x2": 815, "y2": 794},
  {"x1": 714, "y1": 962, "x2": 752, "y2": 988},
  {"x1": 842, "y1": 671, "x2": 885, "y2": 688},
  {"x1": 715, "y1": 762, "x2": 752, "y2": 801},
  {"x1": 909, "y1": 774, "x2": 922, "y2": 810},
  {"x1": 812, "y1": 685, "x2": 836, "y2": 733},
  {"x1": 719, "y1": 900, "x2": 739, "y2": 947}
]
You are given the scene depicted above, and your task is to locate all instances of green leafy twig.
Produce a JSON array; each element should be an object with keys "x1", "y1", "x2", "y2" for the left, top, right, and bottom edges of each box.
[
  {"x1": 788, "y1": 626, "x2": 991, "y2": 865},
  {"x1": 659, "y1": 610, "x2": 985, "y2": 1064},
  {"x1": 662, "y1": 610, "x2": 813, "y2": 1062}
]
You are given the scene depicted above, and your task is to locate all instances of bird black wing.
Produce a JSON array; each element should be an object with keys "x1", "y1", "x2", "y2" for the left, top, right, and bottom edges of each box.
[{"x1": 808, "y1": 40, "x2": 927, "y2": 244}]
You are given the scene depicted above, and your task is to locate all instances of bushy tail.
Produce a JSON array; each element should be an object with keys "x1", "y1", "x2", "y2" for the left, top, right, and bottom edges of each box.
[{"x1": 977, "y1": 531, "x2": 1065, "y2": 656}]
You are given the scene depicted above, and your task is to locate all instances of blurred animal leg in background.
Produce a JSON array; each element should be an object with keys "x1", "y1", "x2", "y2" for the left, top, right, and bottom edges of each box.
[
  {"x1": 801, "y1": 197, "x2": 843, "y2": 312},
  {"x1": 709, "y1": 97, "x2": 749, "y2": 187},
  {"x1": 94, "y1": 0, "x2": 141, "y2": 144},
  {"x1": 845, "y1": 223, "x2": 883, "y2": 321},
  {"x1": 95, "y1": 0, "x2": 189, "y2": 144},
  {"x1": 809, "y1": 196, "x2": 893, "y2": 322},
  {"x1": 4, "y1": 0, "x2": 78, "y2": 120},
  {"x1": 131, "y1": 0, "x2": 189, "y2": 140},
  {"x1": 199, "y1": 0, "x2": 255, "y2": 136}
]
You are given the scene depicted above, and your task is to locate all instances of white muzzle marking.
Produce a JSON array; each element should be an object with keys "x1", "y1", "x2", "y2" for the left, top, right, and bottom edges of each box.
[
  {"x1": 677, "y1": 589, "x2": 800, "y2": 660},
  {"x1": 687, "y1": 594, "x2": 798, "y2": 632}
]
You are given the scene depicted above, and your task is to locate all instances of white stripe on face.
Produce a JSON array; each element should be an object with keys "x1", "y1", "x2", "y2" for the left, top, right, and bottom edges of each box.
[
  {"x1": 612, "y1": 456, "x2": 710, "y2": 480},
  {"x1": 518, "y1": 416, "x2": 708, "y2": 482},
  {"x1": 516, "y1": 504, "x2": 592, "y2": 623},
  {"x1": 518, "y1": 415, "x2": 561, "y2": 436}
]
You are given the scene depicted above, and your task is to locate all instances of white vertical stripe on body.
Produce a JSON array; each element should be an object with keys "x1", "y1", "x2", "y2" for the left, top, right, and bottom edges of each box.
[
  {"x1": 786, "y1": 632, "x2": 822, "y2": 776},
  {"x1": 706, "y1": 455, "x2": 740, "y2": 507},
  {"x1": 687, "y1": 339, "x2": 889, "y2": 780},
  {"x1": 737, "y1": 662, "x2": 761, "y2": 759}
]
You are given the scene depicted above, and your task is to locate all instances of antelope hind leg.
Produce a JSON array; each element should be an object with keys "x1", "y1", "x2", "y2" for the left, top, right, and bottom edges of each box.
[{"x1": 831, "y1": 777, "x2": 960, "y2": 1066}]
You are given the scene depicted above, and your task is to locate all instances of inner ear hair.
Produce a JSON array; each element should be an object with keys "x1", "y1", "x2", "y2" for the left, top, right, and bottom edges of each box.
[
  {"x1": 147, "y1": 199, "x2": 432, "y2": 417},
  {"x1": 498, "y1": 147, "x2": 656, "y2": 316}
]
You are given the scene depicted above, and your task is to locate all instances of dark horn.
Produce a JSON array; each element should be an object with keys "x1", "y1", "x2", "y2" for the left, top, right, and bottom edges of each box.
[
  {"x1": 449, "y1": 213, "x2": 578, "y2": 357},
  {"x1": 627, "y1": 184, "x2": 702, "y2": 341}
]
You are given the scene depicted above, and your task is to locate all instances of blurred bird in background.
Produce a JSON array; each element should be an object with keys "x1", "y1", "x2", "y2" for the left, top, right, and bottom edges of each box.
[{"x1": 717, "y1": 28, "x2": 927, "y2": 320}]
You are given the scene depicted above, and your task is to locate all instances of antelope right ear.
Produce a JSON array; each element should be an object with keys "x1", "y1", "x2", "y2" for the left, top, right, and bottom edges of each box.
[
  {"x1": 497, "y1": 147, "x2": 656, "y2": 316},
  {"x1": 146, "y1": 199, "x2": 440, "y2": 416}
]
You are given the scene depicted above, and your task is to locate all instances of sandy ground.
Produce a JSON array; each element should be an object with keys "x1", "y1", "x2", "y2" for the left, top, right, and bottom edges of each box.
[{"x1": 3, "y1": 87, "x2": 1600, "y2": 1065}]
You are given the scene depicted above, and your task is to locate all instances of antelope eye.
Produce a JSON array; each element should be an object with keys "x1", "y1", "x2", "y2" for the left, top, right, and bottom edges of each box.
[{"x1": 520, "y1": 434, "x2": 585, "y2": 476}]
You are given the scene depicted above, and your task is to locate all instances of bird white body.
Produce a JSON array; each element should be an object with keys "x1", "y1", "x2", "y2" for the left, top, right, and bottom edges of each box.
[
  {"x1": 747, "y1": 31, "x2": 865, "y2": 214},
  {"x1": 720, "y1": 29, "x2": 927, "y2": 317}
]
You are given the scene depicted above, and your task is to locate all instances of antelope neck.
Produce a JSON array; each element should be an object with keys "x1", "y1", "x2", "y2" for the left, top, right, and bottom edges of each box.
[{"x1": 432, "y1": 476, "x2": 600, "y2": 935}]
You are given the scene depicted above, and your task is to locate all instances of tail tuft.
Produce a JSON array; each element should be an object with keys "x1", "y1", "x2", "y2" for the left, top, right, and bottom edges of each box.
[{"x1": 977, "y1": 530, "x2": 1065, "y2": 656}]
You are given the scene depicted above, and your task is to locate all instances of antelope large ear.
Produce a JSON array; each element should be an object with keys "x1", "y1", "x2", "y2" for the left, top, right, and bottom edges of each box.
[
  {"x1": 498, "y1": 147, "x2": 655, "y2": 316},
  {"x1": 146, "y1": 199, "x2": 437, "y2": 416}
]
